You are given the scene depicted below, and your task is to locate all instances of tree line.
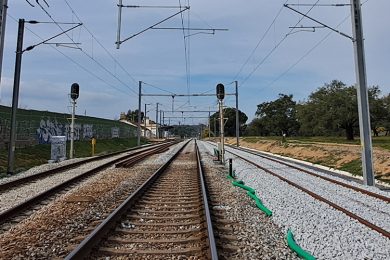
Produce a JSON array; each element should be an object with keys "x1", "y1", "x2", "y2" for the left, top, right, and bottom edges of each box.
[{"x1": 209, "y1": 80, "x2": 390, "y2": 140}]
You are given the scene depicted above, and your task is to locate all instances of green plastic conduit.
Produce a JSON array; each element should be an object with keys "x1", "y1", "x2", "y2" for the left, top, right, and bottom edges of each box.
[
  {"x1": 286, "y1": 229, "x2": 316, "y2": 260},
  {"x1": 247, "y1": 191, "x2": 272, "y2": 217},
  {"x1": 232, "y1": 181, "x2": 255, "y2": 194}
]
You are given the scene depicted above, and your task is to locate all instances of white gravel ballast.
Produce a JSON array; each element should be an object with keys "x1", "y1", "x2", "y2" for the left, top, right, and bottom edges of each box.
[{"x1": 200, "y1": 141, "x2": 390, "y2": 259}]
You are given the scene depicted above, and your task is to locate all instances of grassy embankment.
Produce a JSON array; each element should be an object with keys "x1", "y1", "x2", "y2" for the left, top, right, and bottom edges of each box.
[
  {"x1": 0, "y1": 138, "x2": 146, "y2": 177},
  {"x1": 240, "y1": 136, "x2": 390, "y2": 179}
]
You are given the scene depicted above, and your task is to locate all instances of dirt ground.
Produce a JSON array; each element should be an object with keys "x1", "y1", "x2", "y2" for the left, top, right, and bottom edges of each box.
[{"x1": 223, "y1": 138, "x2": 390, "y2": 182}]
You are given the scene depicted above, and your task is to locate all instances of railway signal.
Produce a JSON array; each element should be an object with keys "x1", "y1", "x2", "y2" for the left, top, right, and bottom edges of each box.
[
  {"x1": 69, "y1": 83, "x2": 79, "y2": 159},
  {"x1": 216, "y1": 83, "x2": 225, "y2": 164}
]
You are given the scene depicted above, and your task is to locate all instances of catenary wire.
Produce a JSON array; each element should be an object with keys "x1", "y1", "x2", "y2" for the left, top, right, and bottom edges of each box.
[
  {"x1": 7, "y1": 13, "x2": 131, "y2": 97},
  {"x1": 179, "y1": 0, "x2": 190, "y2": 102},
  {"x1": 240, "y1": 0, "x2": 321, "y2": 87},
  {"x1": 265, "y1": 0, "x2": 370, "y2": 88},
  {"x1": 232, "y1": 0, "x2": 289, "y2": 81},
  {"x1": 35, "y1": 2, "x2": 140, "y2": 97},
  {"x1": 63, "y1": 0, "x2": 138, "y2": 86}
]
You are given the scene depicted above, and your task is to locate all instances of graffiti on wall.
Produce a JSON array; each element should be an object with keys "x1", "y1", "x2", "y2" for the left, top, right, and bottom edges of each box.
[
  {"x1": 83, "y1": 124, "x2": 93, "y2": 139},
  {"x1": 36, "y1": 119, "x2": 93, "y2": 144},
  {"x1": 37, "y1": 119, "x2": 64, "y2": 143},
  {"x1": 111, "y1": 127, "x2": 119, "y2": 138}
]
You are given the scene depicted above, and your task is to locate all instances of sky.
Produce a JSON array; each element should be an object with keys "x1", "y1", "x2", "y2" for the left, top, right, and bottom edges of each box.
[{"x1": 0, "y1": 0, "x2": 389, "y2": 125}]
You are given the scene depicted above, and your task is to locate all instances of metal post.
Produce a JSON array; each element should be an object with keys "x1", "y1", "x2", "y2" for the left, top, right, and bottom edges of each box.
[
  {"x1": 235, "y1": 80, "x2": 239, "y2": 147},
  {"x1": 219, "y1": 99, "x2": 225, "y2": 163},
  {"x1": 7, "y1": 18, "x2": 24, "y2": 174},
  {"x1": 350, "y1": 0, "x2": 374, "y2": 186},
  {"x1": 208, "y1": 110, "x2": 211, "y2": 139},
  {"x1": 116, "y1": 0, "x2": 122, "y2": 49},
  {"x1": 0, "y1": 0, "x2": 8, "y2": 93},
  {"x1": 214, "y1": 117, "x2": 217, "y2": 138},
  {"x1": 70, "y1": 99, "x2": 76, "y2": 159},
  {"x1": 144, "y1": 103, "x2": 148, "y2": 138},
  {"x1": 156, "y1": 103, "x2": 159, "y2": 139},
  {"x1": 229, "y1": 158, "x2": 233, "y2": 177},
  {"x1": 137, "y1": 81, "x2": 141, "y2": 146}
]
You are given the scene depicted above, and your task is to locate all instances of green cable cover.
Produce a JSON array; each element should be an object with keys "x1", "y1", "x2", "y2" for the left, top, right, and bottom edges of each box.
[{"x1": 286, "y1": 229, "x2": 316, "y2": 260}]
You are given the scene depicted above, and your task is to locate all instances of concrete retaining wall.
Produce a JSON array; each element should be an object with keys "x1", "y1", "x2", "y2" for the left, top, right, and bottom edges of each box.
[{"x1": 0, "y1": 105, "x2": 137, "y2": 149}]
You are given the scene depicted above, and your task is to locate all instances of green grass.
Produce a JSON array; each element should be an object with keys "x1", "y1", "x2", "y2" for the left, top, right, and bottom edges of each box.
[
  {"x1": 338, "y1": 159, "x2": 362, "y2": 176},
  {"x1": 0, "y1": 137, "x2": 147, "y2": 177},
  {"x1": 242, "y1": 135, "x2": 390, "y2": 151}
]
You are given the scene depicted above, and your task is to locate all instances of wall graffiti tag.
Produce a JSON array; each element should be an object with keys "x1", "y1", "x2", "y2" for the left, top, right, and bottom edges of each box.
[{"x1": 36, "y1": 118, "x2": 91, "y2": 144}]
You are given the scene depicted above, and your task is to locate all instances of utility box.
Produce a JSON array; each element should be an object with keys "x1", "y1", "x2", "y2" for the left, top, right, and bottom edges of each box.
[{"x1": 50, "y1": 136, "x2": 67, "y2": 162}]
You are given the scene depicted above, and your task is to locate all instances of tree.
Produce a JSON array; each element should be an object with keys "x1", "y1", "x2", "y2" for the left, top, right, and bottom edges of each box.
[
  {"x1": 125, "y1": 109, "x2": 144, "y2": 123},
  {"x1": 254, "y1": 94, "x2": 299, "y2": 136},
  {"x1": 297, "y1": 80, "x2": 384, "y2": 140},
  {"x1": 209, "y1": 107, "x2": 248, "y2": 137},
  {"x1": 381, "y1": 94, "x2": 390, "y2": 135},
  {"x1": 298, "y1": 80, "x2": 358, "y2": 140},
  {"x1": 245, "y1": 118, "x2": 270, "y2": 136},
  {"x1": 369, "y1": 86, "x2": 387, "y2": 136}
]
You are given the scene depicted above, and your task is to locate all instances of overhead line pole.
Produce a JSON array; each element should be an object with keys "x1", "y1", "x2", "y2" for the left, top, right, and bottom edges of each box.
[
  {"x1": 235, "y1": 81, "x2": 239, "y2": 147},
  {"x1": 7, "y1": 19, "x2": 24, "y2": 174},
  {"x1": 156, "y1": 103, "x2": 159, "y2": 139},
  {"x1": 208, "y1": 109, "x2": 211, "y2": 139},
  {"x1": 284, "y1": 1, "x2": 375, "y2": 186},
  {"x1": 144, "y1": 103, "x2": 150, "y2": 137},
  {"x1": 0, "y1": 0, "x2": 8, "y2": 96},
  {"x1": 350, "y1": 0, "x2": 374, "y2": 186},
  {"x1": 137, "y1": 81, "x2": 142, "y2": 146},
  {"x1": 116, "y1": 0, "x2": 122, "y2": 49}
]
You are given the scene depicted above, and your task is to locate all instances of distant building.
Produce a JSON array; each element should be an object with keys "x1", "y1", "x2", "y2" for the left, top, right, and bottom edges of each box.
[{"x1": 120, "y1": 117, "x2": 157, "y2": 138}]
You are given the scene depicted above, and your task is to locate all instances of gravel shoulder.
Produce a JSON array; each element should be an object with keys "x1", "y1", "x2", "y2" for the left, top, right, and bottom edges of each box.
[
  {"x1": 201, "y1": 141, "x2": 390, "y2": 259},
  {"x1": 198, "y1": 141, "x2": 298, "y2": 259}
]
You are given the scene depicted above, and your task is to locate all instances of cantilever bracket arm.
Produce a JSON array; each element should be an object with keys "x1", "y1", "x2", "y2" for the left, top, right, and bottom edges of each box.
[
  {"x1": 116, "y1": 6, "x2": 190, "y2": 46},
  {"x1": 23, "y1": 23, "x2": 82, "y2": 52},
  {"x1": 284, "y1": 4, "x2": 354, "y2": 41}
]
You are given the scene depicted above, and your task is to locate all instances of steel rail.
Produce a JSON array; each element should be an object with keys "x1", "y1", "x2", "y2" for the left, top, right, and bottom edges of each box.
[
  {"x1": 226, "y1": 148, "x2": 390, "y2": 239},
  {"x1": 228, "y1": 144, "x2": 390, "y2": 203},
  {"x1": 65, "y1": 140, "x2": 190, "y2": 259},
  {"x1": 0, "y1": 142, "x2": 161, "y2": 192},
  {"x1": 65, "y1": 139, "x2": 218, "y2": 259},
  {"x1": 195, "y1": 140, "x2": 218, "y2": 260},
  {"x1": 0, "y1": 142, "x2": 176, "y2": 225}
]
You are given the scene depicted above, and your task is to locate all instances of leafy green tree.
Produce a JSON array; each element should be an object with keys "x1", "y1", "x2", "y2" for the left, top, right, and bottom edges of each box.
[
  {"x1": 297, "y1": 80, "x2": 385, "y2": 140},
  {"x1": 254, "y1": 93, "x2": 299, "y2": 136},
  {"x1": 171, "y1": 125, "x2": 203, "y2": 138},
  {"x1": 369, "y1": 86, "x2": 387, "y2": 136},
  {"x1": 381, "y1": 94, "x2": 390, "y2": 135},
  {"x1": 244, "y1": 118, "x2": 270, "y2": 136},
  {"x1": 209, "y1": 107, "x2": 248, "y2": 137},
  {"x1": 126, "y1": 109, "x2": 144, "y2": 123},
  {"x1": 298, "y1": 80, "x2": 358, "y2": 139}
]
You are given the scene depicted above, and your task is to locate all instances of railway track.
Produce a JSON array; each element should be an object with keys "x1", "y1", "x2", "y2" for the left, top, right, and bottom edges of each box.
[
  {"x1": 0, "y1": 141, "x2": 176, "y2": 230},
  {"x1": 0, "y1": 142, "x2": 158, "y2": 192},
  {"x1": 221, "y1": 144, "x2": 390, "y2": 239},
  {"x1": 227, "y1": 144, "x2": 390, "y2": 201},
  {"x1": 66, "y1": 140, "x2": 218, "y2": 259}
]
